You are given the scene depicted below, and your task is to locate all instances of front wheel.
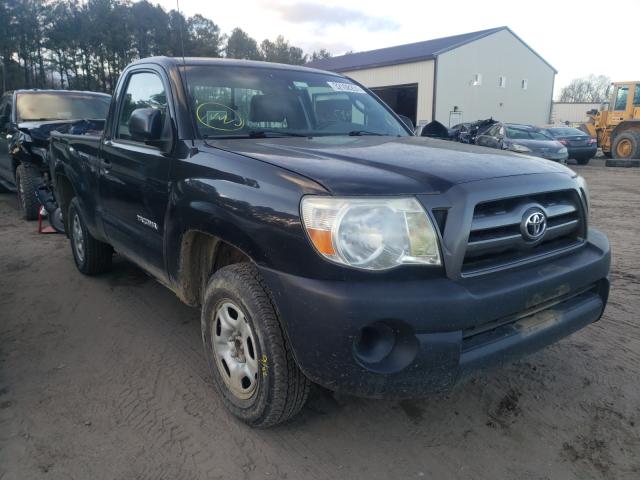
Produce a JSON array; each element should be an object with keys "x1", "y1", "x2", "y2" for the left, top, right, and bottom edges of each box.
[
  {"x1": 15, "y1": 164, "x2": 41, "y2": 220},
  {"x1": 612, "y1": 131, "x2": 640, "y2": 159},
  {"x1": 68, "y1": 198, "x2": 113, "y2": 275},
  {"x1": 201, "y1": 263, "x2": 310, "y2": 427}
]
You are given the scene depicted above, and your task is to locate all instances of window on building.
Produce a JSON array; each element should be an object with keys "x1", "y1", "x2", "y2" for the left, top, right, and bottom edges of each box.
[
  {"x1": 498, "y1": 76, "x2": 507, "y2": 88},
  {"x1": 521, "y1": 79, "x2": 528, "y2": 90},
  {"x1": 472, "y1": 74, "x2": 482, "y2": 86}
]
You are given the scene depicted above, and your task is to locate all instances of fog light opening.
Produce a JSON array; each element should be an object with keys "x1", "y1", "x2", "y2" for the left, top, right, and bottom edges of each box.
[{"x1": 353, "y1": 320, "x2": 419, "y2": 374}]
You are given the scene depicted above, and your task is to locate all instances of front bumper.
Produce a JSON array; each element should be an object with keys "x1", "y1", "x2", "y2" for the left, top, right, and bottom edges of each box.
[
  {"x1": 567, "y1": 145, "x2": 597, "y2": 159},
  {"x1": 261, "y1": 229, "x2": 610, "y2": 398}
]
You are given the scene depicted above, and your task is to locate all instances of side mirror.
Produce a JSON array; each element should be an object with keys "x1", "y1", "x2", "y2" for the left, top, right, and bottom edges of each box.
[
  {"x1": 129, "y1": 108, "x2": 163, "y2": 143},
  {"x1": 397, "y1": 114, "x2": 415, "y2": 132}
]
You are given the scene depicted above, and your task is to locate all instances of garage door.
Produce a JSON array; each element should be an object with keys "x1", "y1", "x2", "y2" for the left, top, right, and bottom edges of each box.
[{"x1": 370, "y1": 84, "x2": 418, "y2": 126}]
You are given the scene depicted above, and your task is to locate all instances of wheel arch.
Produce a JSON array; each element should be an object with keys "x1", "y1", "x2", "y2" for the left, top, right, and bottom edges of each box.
[
  {"x1": 175, "y1": 230, "x2": 252, "y2": 307},
  {"x1": 612, "y1": 120, "x2": 640, "y2": 139},
  {"x1": 54, "y1": 173, "x2": 77, "y2": 235}
]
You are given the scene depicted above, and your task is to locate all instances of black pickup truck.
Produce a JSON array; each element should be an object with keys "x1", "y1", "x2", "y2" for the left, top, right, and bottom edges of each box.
[
  {"x1": 49, "y1": 57, "x2": 611, "y2": 427},
  {"x1": 0, "y1": 89, "x2": 110, "y2": 219}
]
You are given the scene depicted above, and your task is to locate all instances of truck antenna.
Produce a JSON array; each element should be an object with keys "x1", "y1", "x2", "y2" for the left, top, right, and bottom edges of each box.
[
  {"x1": 175, "y1": 0, "x2": 196, "y2": 150},
  {"x1": 176, "y1": 0, "x2": 187, "y2": 67}
]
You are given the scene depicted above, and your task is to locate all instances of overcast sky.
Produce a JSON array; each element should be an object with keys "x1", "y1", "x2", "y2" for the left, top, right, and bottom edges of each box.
[{"x1": 159, "y1": 0, "x2": 639, "y2": 97}]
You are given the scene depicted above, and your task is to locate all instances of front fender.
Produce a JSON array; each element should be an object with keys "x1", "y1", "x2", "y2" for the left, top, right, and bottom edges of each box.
[{"x1": 164, "y1": 148, "x2": 329, "y2": 286}]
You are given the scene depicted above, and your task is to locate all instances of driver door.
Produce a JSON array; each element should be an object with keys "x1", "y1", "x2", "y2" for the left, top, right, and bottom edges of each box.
[{"x1": 99, "y1": 69, "x2": 174, "y2": 280}]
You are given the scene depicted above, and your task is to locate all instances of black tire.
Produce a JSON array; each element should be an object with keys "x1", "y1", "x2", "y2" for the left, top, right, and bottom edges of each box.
[
  {"x1": 576, "y1": 156, "x2": 591, "y2": 165},
  {"x1": 15, "y1": 164, "x2": 41, "y2": 220},
  {"x1": 68, "y1": 198, "x2": 112, "y2": 275},
  {"x1": 612, "y1": 130, "x2": 640, "y2": 159},
  {"x1": 201, "y1": 263, "x2": 310, "y2": 428},
  {"x1": 603, "y1": 151, "x2": 612, "y2": 159}
]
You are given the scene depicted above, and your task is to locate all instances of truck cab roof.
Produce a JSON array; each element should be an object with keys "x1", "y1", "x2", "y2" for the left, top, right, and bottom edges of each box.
[{"x1": 129, "y1": 56, "x2": 342, "y2": 77}]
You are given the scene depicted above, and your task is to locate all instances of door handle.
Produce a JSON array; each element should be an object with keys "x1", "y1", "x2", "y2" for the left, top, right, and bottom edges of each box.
[{"x1": 100, "y1": 158, "x2": 112, "y2": 174}]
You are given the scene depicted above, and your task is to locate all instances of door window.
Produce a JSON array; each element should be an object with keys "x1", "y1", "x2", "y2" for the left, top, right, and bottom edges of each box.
[
  {"x1": 486, "y1": 125, "x2": 500, "y2": 137},
  {"x1": 613, "y1": 86, "x2": 629, "y2": 110},
  {"x1": 117, "y1": 72, "x2": 168, "y2": 141}
]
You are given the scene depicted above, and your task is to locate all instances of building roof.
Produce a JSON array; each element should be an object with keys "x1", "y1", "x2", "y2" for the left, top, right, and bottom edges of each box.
[{"x1": 306, "y1": 26, "x2": 557, "y2": 73}]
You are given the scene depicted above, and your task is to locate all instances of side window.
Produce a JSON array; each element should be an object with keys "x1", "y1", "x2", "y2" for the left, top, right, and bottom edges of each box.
[
  {"x1": 634, "y1": 85, "x2": 640, "y2": 106},
  {"x1": 486, "y1": 125, "x2": 500, "y2": 137},
  {"x1": 117, "y1": 72, "x2": 168, "y2": 141},
  {"x1": 613, "y1": 86, "x2": 629, "y2": 110}
]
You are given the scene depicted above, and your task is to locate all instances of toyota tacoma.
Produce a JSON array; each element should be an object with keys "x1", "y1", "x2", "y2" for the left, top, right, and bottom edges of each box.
[{"x1": 49, "y1": 57, "x2": 610, "y2": 427}]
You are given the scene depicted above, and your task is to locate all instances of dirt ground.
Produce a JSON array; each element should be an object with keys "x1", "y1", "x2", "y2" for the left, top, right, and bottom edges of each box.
[{"x1": 1, "y1": 160, "x2": 638, "y2": 480}]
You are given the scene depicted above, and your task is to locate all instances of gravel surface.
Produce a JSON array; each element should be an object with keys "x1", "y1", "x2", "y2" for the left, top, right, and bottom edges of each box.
[{"x1": 1, "y1": 160, "x2": 638, "y2": 480}]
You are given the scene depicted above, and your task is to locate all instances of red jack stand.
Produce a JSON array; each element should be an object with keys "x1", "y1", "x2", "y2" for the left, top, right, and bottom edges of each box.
[{"x1": 37, "y1": 206, "x2": 57, "y2": 234}]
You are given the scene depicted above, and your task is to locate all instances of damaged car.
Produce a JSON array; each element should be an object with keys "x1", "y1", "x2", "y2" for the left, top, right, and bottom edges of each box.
[{"x1": 0, "y1": 89, "x2": 110, "y2": 220}]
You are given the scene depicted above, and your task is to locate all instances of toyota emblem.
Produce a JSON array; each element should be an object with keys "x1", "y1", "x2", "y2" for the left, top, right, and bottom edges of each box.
[{"x1": 521, "y1": 208, "x2": 547, "y2": 241}]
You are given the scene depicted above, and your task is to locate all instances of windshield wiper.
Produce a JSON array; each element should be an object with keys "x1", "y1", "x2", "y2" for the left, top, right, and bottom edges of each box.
[
  {"x1": 347, "y1": 130, "x2": 384, "y2": 136},
  {"x1": 204, "y1": 130, "x2": 312, "y2": 140},
  {"x1": 21, "y1": 118, "x2": 59, "y2": 122},
  {"x1": 248, "y1": 130, "x2": 311, "y2": 138}
]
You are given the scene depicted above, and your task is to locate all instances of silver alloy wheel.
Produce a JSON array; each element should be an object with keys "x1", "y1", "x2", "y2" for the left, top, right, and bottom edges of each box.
[
  {"x1": 212, "y1": 301, "x2": 259, "y2": 399},
  {"x1": 72, "y1": 213, "x2": 85, "y2": 263}
]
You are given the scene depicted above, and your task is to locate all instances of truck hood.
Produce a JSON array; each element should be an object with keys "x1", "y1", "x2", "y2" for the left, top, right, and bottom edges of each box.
[
  {"x1": 207, "y1": 136, "x2": 574, "y2": 195},
  {"x1": 17, "y1": 120, "x2": 77, "y2": 145}
]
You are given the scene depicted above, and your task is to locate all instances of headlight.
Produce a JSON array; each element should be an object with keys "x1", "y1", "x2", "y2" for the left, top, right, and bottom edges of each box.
[
  {"x1": 559, "y1": 147, "x2": 568, "y2": 154},
  {"x1": 509, "y1": 144, "x2": 531, "y2": 153},
  {"x1": 301, "y1": 196, "x2": 441, "y2": 270},
  {"x1": 576, "y1": 175, "x2": 590, "y2": 212}
]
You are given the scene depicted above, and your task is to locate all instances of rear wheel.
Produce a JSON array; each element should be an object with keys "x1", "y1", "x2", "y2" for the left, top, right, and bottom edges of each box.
[
  {"x1": 15, "y1": 164, "x2": 41, "y2": 220},
  {"x1": 612, "y1": 130, "x2": 640, "y2": 159},
  {"x1": 68, "y1": 198, "x2": 113, "y2": 275},
  {"x1": 576, "y1": 156, "x2": 591, "y2": 165},
  {"x1": 201, "y1": 263, "x2": 310, "y2": 427}
]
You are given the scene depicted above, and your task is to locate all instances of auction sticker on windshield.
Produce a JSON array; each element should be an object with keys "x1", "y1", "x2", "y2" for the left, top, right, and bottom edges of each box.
[{"x1": 327, "y1": 82, "x2": 365, "y2": 94}]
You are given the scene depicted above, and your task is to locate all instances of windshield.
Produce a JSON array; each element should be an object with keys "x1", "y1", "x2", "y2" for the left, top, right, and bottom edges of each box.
[
  {"x1": 182, "y1": 65, "x2": 409, "y2": 138},
  {"x1": 16, "y1": 92, "x2": 110, "y2": 122},
  {"x1": 505, "y1": 126, "x2": 553, "y2": 141},
  {"x1": 547, "y1": 127, "x2": 586, "y2": 137}
]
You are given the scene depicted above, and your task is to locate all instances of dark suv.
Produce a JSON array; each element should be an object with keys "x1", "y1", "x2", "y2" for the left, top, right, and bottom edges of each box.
[{"x1": 0, "y1": 89, "x2": 110, "y2": 219}]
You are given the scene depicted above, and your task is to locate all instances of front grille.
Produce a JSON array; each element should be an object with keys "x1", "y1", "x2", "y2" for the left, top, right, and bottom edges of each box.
[{"x1": 462, "y1": 190, "x2": 584, "y2": 275}]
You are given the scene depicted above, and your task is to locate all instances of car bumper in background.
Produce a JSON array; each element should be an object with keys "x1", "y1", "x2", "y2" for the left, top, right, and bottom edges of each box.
[
  {"x1": 260, "y1": 229, "x2": 610, "y2": 399},
  {"x1": 567, "y1": 145, "x2": 597, "y2": 159}
]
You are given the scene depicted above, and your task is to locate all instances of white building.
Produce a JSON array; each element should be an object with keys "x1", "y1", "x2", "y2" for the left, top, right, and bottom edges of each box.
[
  {"x1": 551, "y1": 102, "x2": 602, "y2": 126},
  {"x1": 307, "y1": 27, "x2": 557, "y2": 128}
]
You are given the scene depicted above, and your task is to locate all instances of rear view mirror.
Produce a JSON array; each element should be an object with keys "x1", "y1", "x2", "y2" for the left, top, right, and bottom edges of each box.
[
  {"x1": 129, "y1": 108, "x2": 162, "y2": 143},
  {"x1": 397, "y1": 114, "x2": 415, "y2": 131}
]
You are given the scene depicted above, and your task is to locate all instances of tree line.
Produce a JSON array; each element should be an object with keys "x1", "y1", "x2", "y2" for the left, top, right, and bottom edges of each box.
[
  {"x1": 0, "y1": 0, "x2": 333, "y2": 94},
  {"x1": 559, "y1": 75, "x2": 611, "y2": 103}
]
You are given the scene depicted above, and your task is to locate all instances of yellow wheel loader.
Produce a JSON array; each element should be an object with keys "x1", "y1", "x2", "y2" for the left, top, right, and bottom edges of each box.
[{"x1": 582, "y1": 82, "x2": 640, "y2": 159}]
